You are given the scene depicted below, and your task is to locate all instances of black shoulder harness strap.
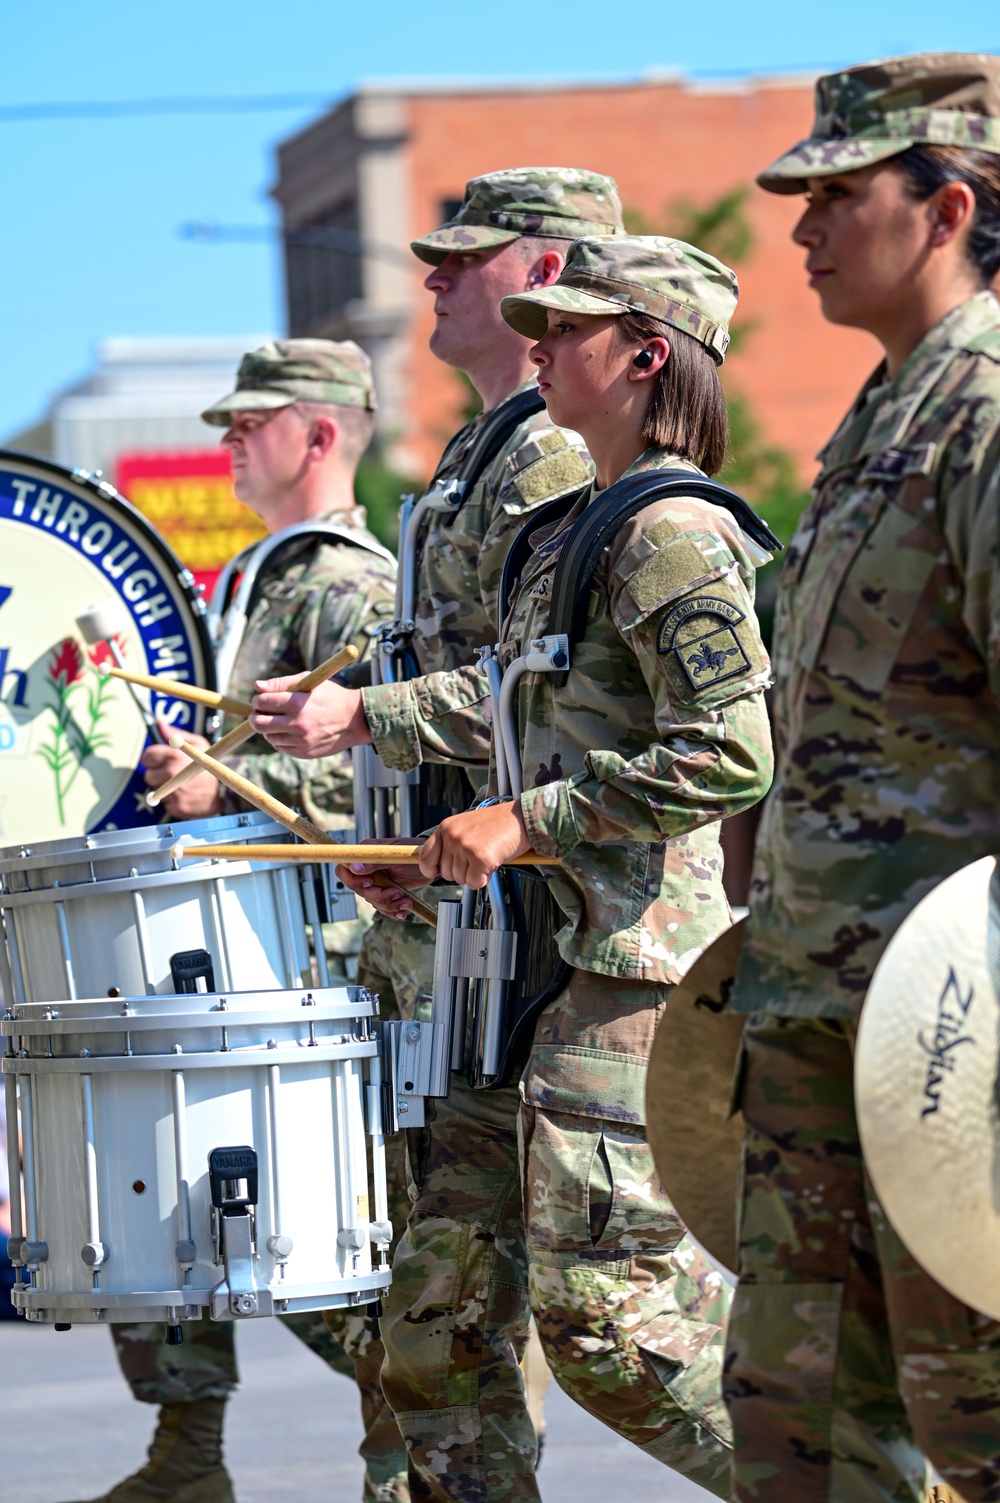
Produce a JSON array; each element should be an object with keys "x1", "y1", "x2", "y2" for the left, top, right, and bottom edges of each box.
[
  {"x1": 502, "y1": 468, "x2": 783, "y2": 682},
  {"x1": 499, "y1": 487, "x2": 585, "y2": 627},
  {"x1": 441, "y1": 387, "x2": 546, "y2": 519}
]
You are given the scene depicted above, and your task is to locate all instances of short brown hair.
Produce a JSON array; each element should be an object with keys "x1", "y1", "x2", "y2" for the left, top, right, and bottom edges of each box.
[
  {"x1": 893, "y1": 144, "x2": 1000, "y2": 284},
  {"x1": 616, "y1": 312, "x2": 729, "y2": 476}
]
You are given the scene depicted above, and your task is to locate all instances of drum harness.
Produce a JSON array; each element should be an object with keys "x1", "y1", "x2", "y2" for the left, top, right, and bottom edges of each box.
[
  {"x1": 203, "y1": 519, "x2": 398, "y2": 943},
  {"x1": 353, "y1": 387, "x2": 547, "y2": 845},
  {"x1": 384, "y1": 469, "x2": 781, "y2": 1126},
  {"x1": 207, "y1": 518, "x2": 396, "y2": 697}
]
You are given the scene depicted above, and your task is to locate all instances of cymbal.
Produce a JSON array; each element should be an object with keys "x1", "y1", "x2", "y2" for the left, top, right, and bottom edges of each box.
[
  {"x1": 645, "y1": 919, "x2": 747, "y2": 1272},
  {"x1": 856, "y1": 854, "x2": 1000, "y2": 1320}
]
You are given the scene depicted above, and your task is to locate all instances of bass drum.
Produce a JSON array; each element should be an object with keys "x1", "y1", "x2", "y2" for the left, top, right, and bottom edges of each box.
[{"x1": 0, "y1": 452, "x2": 215, "y2": 846}]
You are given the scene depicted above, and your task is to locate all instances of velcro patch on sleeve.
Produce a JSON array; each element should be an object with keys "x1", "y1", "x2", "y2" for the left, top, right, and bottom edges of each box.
[
  {"x1": 513, "y1": 447, "x2": 591, "y2": 507},
  {"x1": 657, "y1": 593, "x2": 766, "y2": 701},
  {"x1": 627, "y1": 538, "x2": 715, "y2": 615}
]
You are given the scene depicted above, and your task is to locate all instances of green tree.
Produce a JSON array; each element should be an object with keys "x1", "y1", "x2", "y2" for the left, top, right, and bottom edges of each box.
[{"x1": 355, "y1": 454, "x2": 421, "y2": 552}]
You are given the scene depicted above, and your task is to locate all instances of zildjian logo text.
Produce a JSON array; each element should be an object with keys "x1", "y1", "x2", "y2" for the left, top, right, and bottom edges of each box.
[{"x1": 917, "y1": 967, "x2": 974, "y2": 1120}]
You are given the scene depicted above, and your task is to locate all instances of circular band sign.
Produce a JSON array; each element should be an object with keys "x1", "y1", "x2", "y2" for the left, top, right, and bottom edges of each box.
[{"x1": 0, "y1": 452, "x2": 215, "y2": 846}]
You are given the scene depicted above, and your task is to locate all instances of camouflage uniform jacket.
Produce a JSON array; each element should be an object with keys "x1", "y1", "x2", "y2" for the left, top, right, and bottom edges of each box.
[
  {"x1": 361, "y1": 383, "x2": 592, "y2": 791},
  {"x1": 385, "y1": 447, "x2": 774, "y2": 984},
  {"x1": 733, "y1": 291, "x2": 1000, "y2": 1019},
  {"x1": 221, "y1": 505, "x2": 396, "y2": 830}
]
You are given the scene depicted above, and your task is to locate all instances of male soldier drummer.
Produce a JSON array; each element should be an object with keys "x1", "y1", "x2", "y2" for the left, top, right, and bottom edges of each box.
[
  {"x1": 721, "y1": 53, "x2": 1000, "y2": 1503},
  {"x1": 67, "y1": 340, "x2": 406, "y2": 1503},
  {"x1": 250, "y1": 173, "x2": 734, "y2": 1501}
]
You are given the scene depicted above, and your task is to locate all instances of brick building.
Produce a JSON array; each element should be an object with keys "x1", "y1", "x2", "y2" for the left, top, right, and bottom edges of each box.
[{"x1": 271, "y1": 74, "x2": 882, "y2": 487}]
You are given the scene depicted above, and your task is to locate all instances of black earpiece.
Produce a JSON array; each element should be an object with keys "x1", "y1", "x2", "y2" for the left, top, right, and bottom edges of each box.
[{"x1": 632, "y1": 349, "x2": 654, "y2": 369}]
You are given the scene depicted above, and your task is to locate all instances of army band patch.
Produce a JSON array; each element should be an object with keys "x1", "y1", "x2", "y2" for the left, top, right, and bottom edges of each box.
[{"x1": 657, "y1": 595, "x2": 752, "y2": 692}]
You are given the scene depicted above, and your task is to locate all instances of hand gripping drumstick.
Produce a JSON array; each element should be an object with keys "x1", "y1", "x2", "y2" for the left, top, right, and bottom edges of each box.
[
  {"x1": 106, "y1": 666, "x2": 254, "y2": 719},
  {"x1": 146, "y1": 643, "x2": 359, "y2": 809},
  {"x1": 171, "y1": 842, "x2": 560, "y2": 867},
  {"x1": 168, "y1": 735, "x2": 441, "y2": 928}
]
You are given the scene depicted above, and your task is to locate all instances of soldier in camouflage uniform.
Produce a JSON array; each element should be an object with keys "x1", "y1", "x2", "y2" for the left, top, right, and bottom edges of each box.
[
  {"x1": 250, "y1": 175, "x2": 731, "y2": 1500},
  {"x1": 721, "y1": 53, "x2": 1000, "y2": 1503},
  {"x1": 327, "y1": 235, "x2": 774, "y2": 1501},
  {"x1": 73, "y1": 342, "x2": 406, "y2": 1503}
]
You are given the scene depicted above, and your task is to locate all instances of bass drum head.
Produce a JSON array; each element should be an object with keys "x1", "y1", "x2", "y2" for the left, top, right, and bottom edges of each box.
[
  {"x1": 856, "y1": 854, "x2": 1000, "y2": 1319},
  {"x1": 0, "y1": 451, "x2": 215, "y2": 845}
]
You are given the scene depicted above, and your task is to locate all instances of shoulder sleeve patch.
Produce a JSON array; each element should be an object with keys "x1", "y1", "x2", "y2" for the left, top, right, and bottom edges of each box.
[{"x1": 657, "y1": 594, "x2": 768, "y2": 703}]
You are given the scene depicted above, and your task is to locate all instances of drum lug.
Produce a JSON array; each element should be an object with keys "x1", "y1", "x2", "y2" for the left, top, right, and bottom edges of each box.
[
  {"x1": 207, "y1": 1145, "x2": 272, "y2": 1320},
  {"x1": 368, "y1": 1220, "x2": 393, "y2": 1249},
  {"x1": 16, "y1": 1238, "x2": 48, "y2": 1266}
]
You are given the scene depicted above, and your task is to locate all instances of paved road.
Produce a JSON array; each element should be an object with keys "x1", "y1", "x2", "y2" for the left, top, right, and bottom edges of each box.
[{"x1": 0, "y1": 1316, "x2": 714, "y2": 1502}]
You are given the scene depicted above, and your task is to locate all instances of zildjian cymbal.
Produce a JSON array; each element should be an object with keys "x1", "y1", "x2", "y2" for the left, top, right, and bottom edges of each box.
[
  {"x1": 645, "y1": 919, "x2": 747, "y2": 1272},
  {"x1": 856, "y1": 853, "x2": 1000, "y2": 1321}
]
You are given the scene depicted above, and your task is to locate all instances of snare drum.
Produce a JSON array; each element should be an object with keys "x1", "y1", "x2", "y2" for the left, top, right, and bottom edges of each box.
[
  {"x1": 0, "y1": 812, "x2": 343, "y2": 1006},
  {"x1": 3, "y1": 984, "x2": 391, "y2": 1325},
  {"x1": 0, "y1": 452, "x2": 215, "y2": 847}
]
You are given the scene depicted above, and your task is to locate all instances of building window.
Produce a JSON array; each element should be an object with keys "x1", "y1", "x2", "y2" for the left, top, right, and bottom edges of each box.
[
  {"x1": 440, "y1": 198, "x2": 464, "y2": 224},
  {"x1": 284, "y1": 199, "x2": 364, "y2": 334}
]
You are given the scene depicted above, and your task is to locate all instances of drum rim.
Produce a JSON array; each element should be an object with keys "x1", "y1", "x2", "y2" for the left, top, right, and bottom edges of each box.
[
  {"x1": 0, "y1": 808, "x2": 281, "y2": 868},
  {"x1": 0, "y1": 448, "x2": 217, "y2": 693}
]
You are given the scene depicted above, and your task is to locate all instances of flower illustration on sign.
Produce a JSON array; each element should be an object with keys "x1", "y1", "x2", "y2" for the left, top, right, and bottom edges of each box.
[
  {"x1": 36, "y1": 635, "x2": 121, "y2": 824},
  {"x1": 50, "y1": 637, "x2": 84, "y2": 687},
  {"x1": 86, "y1": 634, "x2": 126, "y2": 671}
]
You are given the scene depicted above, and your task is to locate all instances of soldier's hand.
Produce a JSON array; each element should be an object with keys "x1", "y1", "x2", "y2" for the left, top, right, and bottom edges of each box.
[
  {"x1": 419, "y1": 803, "x2": 531, "y2": 889},
  {"x1": 336, "y1": 838, "x2": 429, "y2": 921},
  {"x1": 141, "y1": 721, "x2": 221, "y2": 821},
  {"x1": 250, "y1": 677, "x2": 371, "y2": 758}
]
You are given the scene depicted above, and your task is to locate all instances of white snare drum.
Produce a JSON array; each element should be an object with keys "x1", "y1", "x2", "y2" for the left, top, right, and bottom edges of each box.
[
  {"x1": 0, "y1": 812, "x2": 353, "y2": 1006},
  {"x1": 3, "y1": 983, "x2": 391, "y2": 1326}
]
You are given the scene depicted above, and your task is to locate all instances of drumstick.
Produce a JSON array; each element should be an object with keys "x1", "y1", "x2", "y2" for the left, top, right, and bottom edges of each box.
[
  {"x1": 168, "y1": 737, "x2": 440, "y2": 928},
  {"x1": 171, "y1": 842, "x2": 561, "y2": 867},
  {"x1": 146, "y1": 643, "x2": 359, "y2": 808},
  {"x1": 107, "y1": 666, "x2": 253, "y2": 718}
]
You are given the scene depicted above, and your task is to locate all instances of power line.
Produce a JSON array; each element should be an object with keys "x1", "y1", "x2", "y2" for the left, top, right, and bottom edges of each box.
[
  {"x1": 0, "y1": 92, "x2": 334, "y2": 122},
  {"x1": 181, "y1": 221, "x2": 414, "y2": 269}
]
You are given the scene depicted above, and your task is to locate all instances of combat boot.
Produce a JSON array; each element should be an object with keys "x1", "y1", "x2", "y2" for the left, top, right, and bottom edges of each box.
[
  {"x1": 929, "y1": 1487, "x2": 966, "y2": 1503},
  {"x1": 62, "y1": 1398, "x2": 234, "y2": 1503}
]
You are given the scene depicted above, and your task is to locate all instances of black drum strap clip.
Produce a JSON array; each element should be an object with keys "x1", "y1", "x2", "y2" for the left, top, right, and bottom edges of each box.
[{"x1": 208, "y1": 1146, "x2": 270, "y2": 1320}]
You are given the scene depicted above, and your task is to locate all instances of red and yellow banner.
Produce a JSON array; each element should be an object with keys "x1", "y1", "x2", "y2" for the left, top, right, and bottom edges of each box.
[{"x1": 116, "y1": 451, "x2": 266, "y2": 593}]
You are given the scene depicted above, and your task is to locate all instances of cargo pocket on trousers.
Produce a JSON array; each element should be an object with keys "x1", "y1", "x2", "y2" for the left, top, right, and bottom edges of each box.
[{"x1": 587, "y1": 1123, "x2": 685, "y2": 1256}]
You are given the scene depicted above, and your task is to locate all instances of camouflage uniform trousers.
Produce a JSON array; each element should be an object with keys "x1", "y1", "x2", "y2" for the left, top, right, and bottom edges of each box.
[
  {"x1": 351, "y1": 910, "x2": 443, "y2": 1501},
  {"x1": 379, "y1": 967, "x2": 733, "y2": 1503},
  {"x1": 724, "y1": 1015, "x2": 1000, "y2": 1502},
  {"x1": 109, "y1": 939, "x2": 412, "y2": 1503}
]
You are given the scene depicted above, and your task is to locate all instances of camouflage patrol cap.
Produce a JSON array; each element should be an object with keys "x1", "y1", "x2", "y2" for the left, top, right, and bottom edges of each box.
[
  {"x1": 758, "y1": 51, "x2": 1000, "y2": 194},
  {"x1": 411, "y1": 167, "x2": 624, "y2": 266},
  {"x1": 201, "y1": 338, "x2": 376, "y2": 425},
  {"x1": 500, "y1": 235, "x2": 737, "y2": 364}
]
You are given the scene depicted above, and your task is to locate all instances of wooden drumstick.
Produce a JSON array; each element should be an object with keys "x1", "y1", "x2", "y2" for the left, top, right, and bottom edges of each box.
[
  {"x1": 146, "y1": 643, "x2": 359, "y2": 808},
  {"x1": 168, "y1": 739, "x2": 440, "y2": 928},
  {"x1": 106, "y1": 666, "x2": 253, "y2": 718},
  {"x1": 170, "y1": 842, "x2": 561, "y2": 867}
]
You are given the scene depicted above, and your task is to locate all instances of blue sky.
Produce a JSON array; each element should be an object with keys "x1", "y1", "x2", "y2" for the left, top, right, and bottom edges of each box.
[{"x1": 2, "y1": 0, "x2": 996, "y2": 440}]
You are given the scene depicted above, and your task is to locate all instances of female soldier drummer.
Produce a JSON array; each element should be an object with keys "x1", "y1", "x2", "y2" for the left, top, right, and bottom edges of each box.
[{"x1": 342, "y1": 236, "x2": 774, "y2": 1501}]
